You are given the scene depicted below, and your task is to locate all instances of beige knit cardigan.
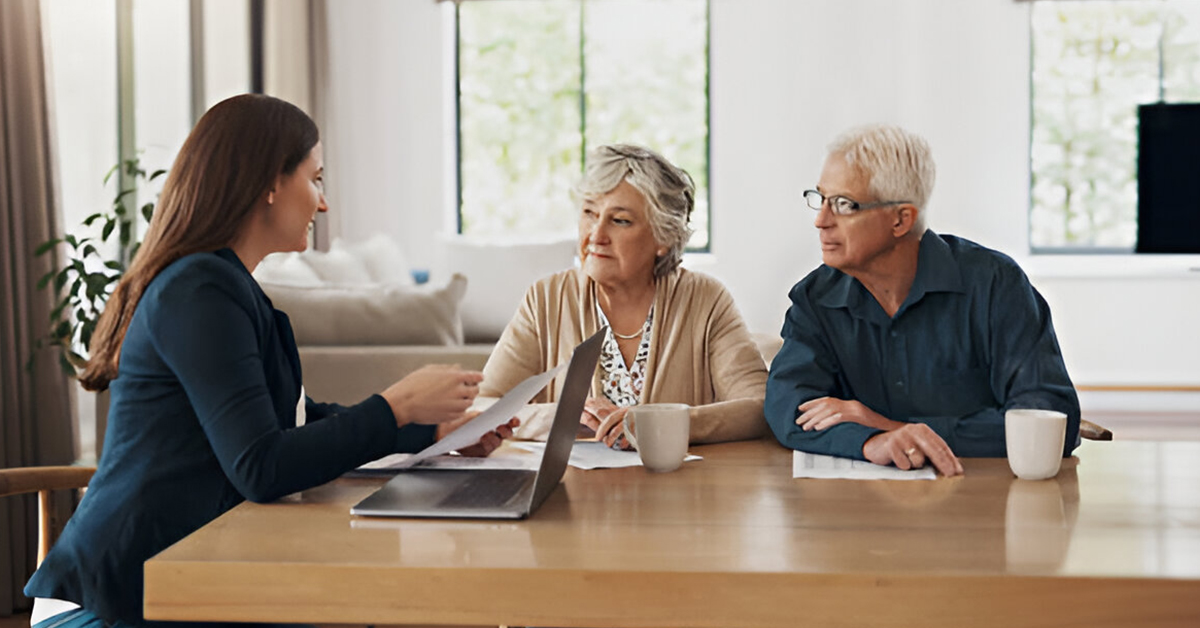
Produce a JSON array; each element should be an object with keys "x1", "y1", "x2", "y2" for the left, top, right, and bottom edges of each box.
[{"x1": 479, "y1": 266, "x2": 768, "y2": 444}]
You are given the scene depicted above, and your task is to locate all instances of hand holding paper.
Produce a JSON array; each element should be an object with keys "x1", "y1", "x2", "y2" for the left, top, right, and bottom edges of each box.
[
  {"x1": 385, "y1": 363, "x2": 567, "y2": 470},
  {"x1": 436, "y1": 413, "x2": 520, "y2": 457}
]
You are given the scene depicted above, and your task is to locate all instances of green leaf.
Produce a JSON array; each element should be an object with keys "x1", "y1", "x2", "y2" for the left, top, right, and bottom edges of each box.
[
  {"x1": 54, "y1": 320, "x2": 71, "y2": 340},
  {"x1": 80, "y1": 319, "x2": 96, "y2": 348},
  {"x1": 149, "y1": 169, "x2": 167, "y2": 181},
  {"x1": 141, "y1": 202, "x2": 154, "y2": 222},
  {"x1": 114, "y1": 202, "x2": 127, "y2": 217},
  {"x1": 59, "y1": 354, "x2": 75, "y2": 376},
  {"x1": 37, "y1": 269, "x2": 55, "y2": 291},
  {"x1": 64, "y1": 234, "x2": 78, "y2": 248},
  {"x1": 124, "y1": 159, "x2": 144, "y2": 178},
  {"x1": 119, "y1": 220, "x2": 132, "y2": 247},
  {"x1": 83, "y1": 244, "x2": 98, "y2": 258},
  {"x1": 54, "y1": 268, "x2": 71, "y2": 292},
  {"x1": 85, "y1": 272, "x2": 110, "y2": 300},
  {"x1": 104, "y1": 260, "x2": 123, "y2": 270},
  {"x1": 82, "y1": 213, "x2": 105, "y2": 227},
  {"x1": 102, "y1": 163, "x2": 120, "y2": 185},
  {"x1": 101, "y1": 220, "x2": 116, "y2": 241},
  {"x1": 35, "y1": 239, "x2": 61, "y2": 256}
]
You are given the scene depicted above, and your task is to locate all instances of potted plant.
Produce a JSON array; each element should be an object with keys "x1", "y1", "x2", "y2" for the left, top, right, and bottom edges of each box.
[{"x1": 34, "y1": 156, "x2": 165, "y2": 458}]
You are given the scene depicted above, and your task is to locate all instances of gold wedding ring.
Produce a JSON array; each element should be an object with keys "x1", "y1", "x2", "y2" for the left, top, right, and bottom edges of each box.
[{"x1": 904, "y1": 447, "x2": 918, "y2": 456}]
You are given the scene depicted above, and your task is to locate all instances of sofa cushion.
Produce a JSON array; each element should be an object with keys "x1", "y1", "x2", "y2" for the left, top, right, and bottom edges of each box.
[
  {"x1": 299, "y1": 246, "x2": 373, "y2": 285},
  {"x1": 440, "y1": 235, "x2": 577, "y2": 342},
  {"x1": 252, "y1": 251, "x2": 322, "y2": 286},
  {"x1": 352, "y1": 234, "x2": 416, "y2": 285},
  {"x1": 261, "y1": 273, "x2": 467, "y2": 346}
]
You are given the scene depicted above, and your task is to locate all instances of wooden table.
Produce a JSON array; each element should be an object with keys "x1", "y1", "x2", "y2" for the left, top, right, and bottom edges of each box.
[{"x1": 143, "y1": 439, "x2": 1200, "y2": 628}]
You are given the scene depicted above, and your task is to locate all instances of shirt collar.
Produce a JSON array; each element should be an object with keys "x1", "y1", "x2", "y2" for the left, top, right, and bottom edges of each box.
[
  {"x1": 214, "y1": 247, "x2": 250, "y2": 276},
  {"x1": 816, "y1": 231, "x2": 965, "y2": 314},
  {"x1": 907, "y1": 230, "x2": 965, "y2": 300}
]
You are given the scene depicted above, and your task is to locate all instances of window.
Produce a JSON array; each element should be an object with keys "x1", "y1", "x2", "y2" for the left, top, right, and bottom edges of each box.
[
  {"x1": 41, "y1": 0, "x2": 252, "y2": 460},
  {"x1": 456, "y1": 0, "x2": 711, "y2": 249},
  {"x1": 1030, "y1": 0, "x2": 1200, "y2": 251}
]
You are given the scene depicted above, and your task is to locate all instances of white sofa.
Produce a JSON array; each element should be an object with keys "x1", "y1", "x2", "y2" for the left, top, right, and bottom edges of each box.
[{"x1": 255, "y1": 235, "x2": 577, "y2": 405}]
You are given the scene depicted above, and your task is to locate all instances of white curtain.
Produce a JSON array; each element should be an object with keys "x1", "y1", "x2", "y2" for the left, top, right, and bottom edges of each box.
[{"x1": 264, "y1": 0, "x2": 330, "y2": 250}]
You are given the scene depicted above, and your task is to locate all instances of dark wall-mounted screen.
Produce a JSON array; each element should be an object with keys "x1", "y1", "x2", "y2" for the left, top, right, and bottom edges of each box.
[{"x1": 1137, "y1": 103, "x2": 1200, "y2": 253}]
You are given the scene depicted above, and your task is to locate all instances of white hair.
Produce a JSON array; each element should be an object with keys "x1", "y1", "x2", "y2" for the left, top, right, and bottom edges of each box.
[
  {"x1": 828, "y1": 124, "x2": 936, "y2": 234},
  {"x1": 573, "y1": 144, "x2": 695, "y2": 278}
]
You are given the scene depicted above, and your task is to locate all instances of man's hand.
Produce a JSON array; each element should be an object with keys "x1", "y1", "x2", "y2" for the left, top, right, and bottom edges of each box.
[
  {"x1": 862, "y1": 423, "x2": 963, "y2": 476},
  {"x1": 797, "y1": 397, "x2": 904, "y2": 432}
]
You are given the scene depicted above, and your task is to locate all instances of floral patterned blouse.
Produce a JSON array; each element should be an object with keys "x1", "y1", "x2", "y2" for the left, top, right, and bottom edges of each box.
[{"x1": 595, "y1": 302, "x2": 654, "y2": 409}]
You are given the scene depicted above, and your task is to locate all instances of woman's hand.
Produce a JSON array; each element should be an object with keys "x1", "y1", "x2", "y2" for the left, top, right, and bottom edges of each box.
[
  {"x1": 580, "y1": 397, "x2": 619, "y2": 434},
  {"x1": 436, "y1": 411, "x2": 521, "y2": 458},
  {"x1": 381, "y1": 364, "x2": 484, "y2": 427},
  {"x1": 580, "y1": 398, "x2": 633, "y2": 449},
  {"x1": 796, "y1": 397, "x2": 904, "y2": 432}
]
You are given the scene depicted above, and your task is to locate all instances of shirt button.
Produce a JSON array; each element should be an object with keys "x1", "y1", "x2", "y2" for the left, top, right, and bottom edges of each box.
[
  {"x1": 895, "y1": 380, "x2": 904, "y2": 387},
  {"x1": 890, "y1": 330, "x2": 898, "y2": 338}
]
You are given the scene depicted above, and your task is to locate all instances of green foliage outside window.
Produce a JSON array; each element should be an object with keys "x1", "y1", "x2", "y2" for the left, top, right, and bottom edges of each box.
[
  {"x1": 458, "y1": 0, "x2": 710, "y2": 248},
  {"x1": 1030, "y1": 1, "x2": 1200, "y2": 250}
]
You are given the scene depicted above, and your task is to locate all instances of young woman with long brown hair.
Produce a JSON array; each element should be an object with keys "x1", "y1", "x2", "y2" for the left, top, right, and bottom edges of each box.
[{"x1": 24, "y1": 94, "x2": 512, "y2": 628}]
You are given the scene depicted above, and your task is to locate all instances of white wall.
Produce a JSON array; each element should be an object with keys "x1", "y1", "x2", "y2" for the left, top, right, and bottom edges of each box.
[{"x1": 323, "y1": 0, "x2": 1200, "y2": 388}]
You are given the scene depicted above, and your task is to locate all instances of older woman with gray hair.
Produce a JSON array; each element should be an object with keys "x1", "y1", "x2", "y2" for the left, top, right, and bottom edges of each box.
[{"x1": 479, "y1": 144, "x2": 768, "y2": 447}]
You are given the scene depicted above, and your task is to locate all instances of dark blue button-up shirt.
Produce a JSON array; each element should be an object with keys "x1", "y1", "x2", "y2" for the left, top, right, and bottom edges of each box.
[{"x1": 765, "y1": 232, "x2": 1080, "y2": 460}]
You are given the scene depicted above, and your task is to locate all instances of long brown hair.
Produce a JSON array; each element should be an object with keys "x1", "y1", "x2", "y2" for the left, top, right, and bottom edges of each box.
[{"x1": 79, "y1": 94, "x2": 318, "y2": 391}]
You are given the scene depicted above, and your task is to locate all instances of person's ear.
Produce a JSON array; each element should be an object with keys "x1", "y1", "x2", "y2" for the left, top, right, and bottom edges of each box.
[
  {"x1": 893, "y1": 205, "x2": 918, "y2": 237},
  {"x1": 266, "y1": 173, "x2": 286, "y2": 206}
]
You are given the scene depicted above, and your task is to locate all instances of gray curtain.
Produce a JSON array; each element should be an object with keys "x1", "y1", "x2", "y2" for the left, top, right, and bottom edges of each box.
[{"x1": 0, "y1": 0, "x2": 76, "y2": 616}]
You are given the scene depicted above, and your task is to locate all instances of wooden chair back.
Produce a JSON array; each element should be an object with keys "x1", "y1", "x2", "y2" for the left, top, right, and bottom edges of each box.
[{"x1": 0, "y1": 466, "x2": 96, "y2": 565}]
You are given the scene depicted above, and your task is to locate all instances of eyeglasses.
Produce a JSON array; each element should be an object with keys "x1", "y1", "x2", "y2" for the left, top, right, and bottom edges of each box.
[{"x1": 803, "y1": 189, "x2": 910, "y2": 216}]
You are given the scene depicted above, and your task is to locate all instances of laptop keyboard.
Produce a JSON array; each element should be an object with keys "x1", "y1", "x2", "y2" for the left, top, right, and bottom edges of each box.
[{"x1": 436, "y1": 471, "x2": 534, "y2": 510}]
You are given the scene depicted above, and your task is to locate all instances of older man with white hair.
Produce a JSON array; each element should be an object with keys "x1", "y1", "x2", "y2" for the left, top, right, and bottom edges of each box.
[{"x1": 765, "y1": 124, "x2": 1080, "y2": 476}]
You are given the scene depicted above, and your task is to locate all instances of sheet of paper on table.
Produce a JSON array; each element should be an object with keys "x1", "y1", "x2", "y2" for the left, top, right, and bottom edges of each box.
[
  {"x1": 511, "y1": 441, "x2": 702, "y2": 470},
  {"x1": 792, "y1": 450, "x2": 936, "y2": 480},
  {"x1": 355, "y1": 450, "x2": 541, "y2": 473}
]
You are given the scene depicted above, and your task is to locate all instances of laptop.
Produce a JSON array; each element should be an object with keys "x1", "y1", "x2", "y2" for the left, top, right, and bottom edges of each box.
[{"x1": 350, "y1": 328, "x2": 604, "y2": 520}]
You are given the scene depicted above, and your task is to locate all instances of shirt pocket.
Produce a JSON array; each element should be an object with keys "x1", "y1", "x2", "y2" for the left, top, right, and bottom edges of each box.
[{"x1": 918, "y1": 366, "x2": 995, "y2": 418}]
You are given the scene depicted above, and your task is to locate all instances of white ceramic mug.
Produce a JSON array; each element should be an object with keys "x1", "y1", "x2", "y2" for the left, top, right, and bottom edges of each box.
[
  {"x1": 1005, "y1": 409, "x2": 1067, "y2": 480},
  {"x1": 624, "y1": 403, "x2": 690, "y2": 473}
]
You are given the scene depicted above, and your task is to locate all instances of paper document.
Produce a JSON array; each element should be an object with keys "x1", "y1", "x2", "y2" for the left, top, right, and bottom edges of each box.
[
  {"x1": 371, "y1": 363, "x2": 567, "y2": 471},
  {"x1": 355, "y1": 450, "x2": 541, "y2": 473},
  {"x1": 512, "y1": 441, "x2": 702, "y2": 470},
  {"x1": 792, "y1": 450, "x2": 936, "y2": 480}
]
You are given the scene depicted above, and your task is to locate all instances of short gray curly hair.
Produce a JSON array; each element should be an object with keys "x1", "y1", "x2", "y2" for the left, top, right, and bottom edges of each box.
[
  {"x1": 828, "y1": 124, "x2": 936, "y2": 234},
  {"x1": 573, "y1": 144, "x2": 695, "y2": 278}
]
